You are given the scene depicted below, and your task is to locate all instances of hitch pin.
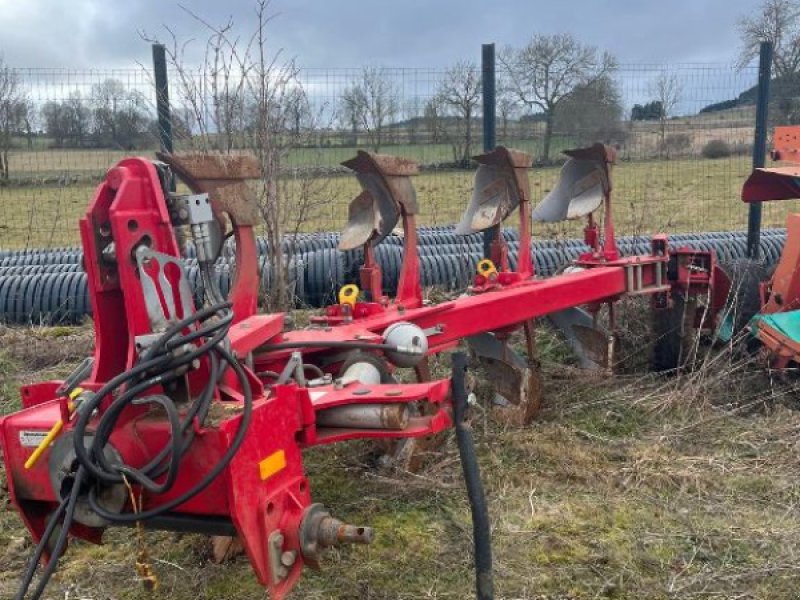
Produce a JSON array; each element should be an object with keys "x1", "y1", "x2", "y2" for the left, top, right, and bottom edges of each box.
[{"x1": 24, "y1": 387, "x2": 85, "y2": 470}]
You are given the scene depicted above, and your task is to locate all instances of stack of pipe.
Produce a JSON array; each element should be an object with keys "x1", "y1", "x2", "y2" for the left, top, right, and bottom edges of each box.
[{"x1": 0, "y1": 227, "x2": 786, "y2": 324}]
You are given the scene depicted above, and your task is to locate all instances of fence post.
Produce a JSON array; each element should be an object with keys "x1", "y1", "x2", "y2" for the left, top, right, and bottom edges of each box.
[
  {"x1": 482, "y1": 43, "x2": 496, "y2": 257},
  {"x1": 747, "y1": 40, "x2": 773, "y2": 259},
  {"x1": 151, "y1": 43, "x2": 174, "y2": 155}
]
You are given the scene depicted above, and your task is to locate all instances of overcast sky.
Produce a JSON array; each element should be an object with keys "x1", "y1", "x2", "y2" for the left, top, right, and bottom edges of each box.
[{"x1": 0, "y1": 0, "x2": 766, "y2": 69}]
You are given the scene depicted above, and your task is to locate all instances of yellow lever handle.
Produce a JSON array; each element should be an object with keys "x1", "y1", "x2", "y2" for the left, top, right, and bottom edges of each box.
[{"x1": 24, "y1": 388, "x2": 83, "y2": 470}]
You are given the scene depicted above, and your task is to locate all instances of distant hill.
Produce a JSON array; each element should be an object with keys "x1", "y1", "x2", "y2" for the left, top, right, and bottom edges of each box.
[{"x1": 700, "y1": 74, "x2": 800, "y2": 114}]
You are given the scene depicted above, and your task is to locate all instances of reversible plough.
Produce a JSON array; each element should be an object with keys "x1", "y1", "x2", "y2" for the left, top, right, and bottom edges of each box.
[{"x1": 0, "y1": 143, "x2": 731, "y2": 599}]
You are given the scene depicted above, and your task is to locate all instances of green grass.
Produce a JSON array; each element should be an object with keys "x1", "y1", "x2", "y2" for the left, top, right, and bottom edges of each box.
[
  {"x1": 3, "y1": 136, "x2": 578, "y2": 178},
  {"x1": 0, "y1": 153, "x2": 795, "y2": 249}
]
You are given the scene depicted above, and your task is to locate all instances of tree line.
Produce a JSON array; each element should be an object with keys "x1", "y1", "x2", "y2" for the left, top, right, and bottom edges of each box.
[
  {"x1": 5, "y1": 0, "x2": 797, "y2": 181},
  {"x1": 40, "y1": 79, "x2": 154, "y2": 151},
  {"x1": 0, "y1": 62, "x2": 158, "y2": 181},
  {"x1": 335, "y1": 35, "x2": 690, "y2": 163}
]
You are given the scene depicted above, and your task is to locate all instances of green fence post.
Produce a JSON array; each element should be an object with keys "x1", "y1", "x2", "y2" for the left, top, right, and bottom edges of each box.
[
  {"x1": 747, "y1": 40, "x2": 773, "y2": 259},
  {"x1": 482, "y1": 43, "x2": 496, "y2": 258}
]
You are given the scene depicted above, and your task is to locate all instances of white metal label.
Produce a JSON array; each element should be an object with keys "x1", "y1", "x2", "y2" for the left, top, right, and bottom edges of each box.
[{"x1": 19, "y1": 431, "x2": 48, "y2": 448}]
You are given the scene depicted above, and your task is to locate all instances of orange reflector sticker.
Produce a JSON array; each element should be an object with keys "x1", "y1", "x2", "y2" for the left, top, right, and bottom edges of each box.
[{"x1": 259, "y1": 450, "x2": 287, "y2": 481}]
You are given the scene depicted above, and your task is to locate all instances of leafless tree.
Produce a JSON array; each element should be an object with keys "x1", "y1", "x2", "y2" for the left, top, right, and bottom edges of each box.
[
  {"x1": 338, "y1": 67, "x2": 398, "y2": 152},
  {"x1": 41, "y1": 92, "x2": 91, "y2": 148},
  {"x1": 339, "y1": 84, "x2": 364, "y2": 146},
  {"x1": 423, "y1": 96, "x2": 445, "y2": 144},
  {"x1": 650, "y1": 71, "x2": 682, "y2": 157},
  {"x1": 499, "y1": 33, "x2": 616, "y2": 161},
  {"x1": 497, "y1": 77, "x2": 520, "y2": 142},
  {"x1": 0, "y1": 58, "x2": 30, "y2": 180},
  {"x1": 404, "y1": 98, "x2": 422, "y2": 145},
  {"x1": 436, "y1": 61, "x2": 481, "y2": 163},
  {"x1": 144, "y1": 0, "x2": 329, "y2": 310},
  {"x1": 90, "y1": 79, "x2": 151, "y2": 149},
  {"x1": 285, "y1": 86, "x2": 311, "y2": 138},
  {"x1": 738, "y1": 0, "x2": 800, "y2": 76}
]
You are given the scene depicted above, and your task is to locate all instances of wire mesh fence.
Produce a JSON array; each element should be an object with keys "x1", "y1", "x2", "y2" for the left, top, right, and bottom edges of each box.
[{"x1": 0, "y1": 61, "x2": 792, "y2": 250}]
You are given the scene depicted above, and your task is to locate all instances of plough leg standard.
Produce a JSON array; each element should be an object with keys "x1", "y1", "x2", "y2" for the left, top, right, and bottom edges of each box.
[{"x1": 1, "y1": 144, "x2": 727, "y2": 599}]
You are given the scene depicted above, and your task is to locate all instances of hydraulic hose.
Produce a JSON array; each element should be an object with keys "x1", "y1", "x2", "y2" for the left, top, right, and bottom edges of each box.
[
  {"x1": 14, "y1": 300, "x2": 252, "y2": 600},
  {"x1": 451, "y1": 352, "x2": 494, "y2": 600}
]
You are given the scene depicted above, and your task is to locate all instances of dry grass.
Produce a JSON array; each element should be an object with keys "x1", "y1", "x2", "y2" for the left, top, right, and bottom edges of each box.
[{"x1": 1, "y1": 309, "x2": 800, "y2": 598}]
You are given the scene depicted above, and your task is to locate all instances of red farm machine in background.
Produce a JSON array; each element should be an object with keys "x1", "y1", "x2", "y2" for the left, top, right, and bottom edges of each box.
[
  {"x1": 737, "y1": 125, "x2": 800, "y2": 365},
  {"x1": 0, "y1": 143, "x2": 729, "y2": 600}
]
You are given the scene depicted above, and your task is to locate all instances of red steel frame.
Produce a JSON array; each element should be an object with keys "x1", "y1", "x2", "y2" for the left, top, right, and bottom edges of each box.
[{"x1": 0, "y1": 151, "x2": 725, "y2": 600}]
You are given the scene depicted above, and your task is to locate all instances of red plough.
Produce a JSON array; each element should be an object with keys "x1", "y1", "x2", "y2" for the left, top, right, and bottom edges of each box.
[{"x1": 1, "y1": 145, "x2": 728, "y2": 599}]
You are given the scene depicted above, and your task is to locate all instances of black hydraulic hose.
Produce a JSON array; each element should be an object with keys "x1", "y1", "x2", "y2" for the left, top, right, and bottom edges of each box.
[
  {"x1": 14, "y1": 268, "x2": 251, "y2": 600},
  {"x1": 14, "y1": 467, "x2": 86, "y2": 600},
  {"x1": 71, "y1": 304, "x2": 232, "y2": 483},
  {"x1": 87, "y1": 343, "x2": 252, "y2": 523},
  {"x1": 14, "y1": 495, "x2": 69, "y2": 600},
  {"x1": 451, "y1": 352, "x2": 494, "y2": 600}
]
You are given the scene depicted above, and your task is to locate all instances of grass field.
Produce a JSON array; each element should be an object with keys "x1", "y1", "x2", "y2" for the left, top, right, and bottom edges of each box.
[
  {"x1": 2, "y1": 308, "x2": 800, "y2": 599},
  {"x1": 3, "y1": 137, "x2": 578, "y2": 179},
  {"x1": 0, "y1": 152, "x2": 795, "y2": 249}
]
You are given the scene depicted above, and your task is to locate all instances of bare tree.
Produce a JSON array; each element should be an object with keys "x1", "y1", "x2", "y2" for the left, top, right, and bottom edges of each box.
[
  {"x1": 42, "y1": 92, "x2": 91, "y2": 148},
  {"x1": 145, "y1": 1, "x2": 329, "y2": 310},
  {"x1": 90, "y1": 79, "x2": 151, "y2": 150},
  {"x1": 497, "y1": 78, "x2": 520, "y2": 142},
  {"x1": 650, "y1": 71, "x2": 682, "y2": 157},
  {"x1": 339, "y1": 84, "x2": 365, "y2": 146},
  {"x1": 437, "y1": 61, "x2": 481, "y2": 163},
  {"x1": 285, "y1": 86, "x2": 311, "y2": 138},
  {"x1": 423, "y1": 96, "x2": 445, "y2": 144},
  {"x1": 0, "y1": 59, "x2": 29, "y2": 180},
  {"x1": 338, "y1": 67, "x2": 398, "y2": 152},
  {"x1": 404, "y1": 98, "x2": 422, "y2": 145},
  {"x1": 738, "y1": 0, "x2": 800, "y2": 77},
  {"x1": 499, "y1": 33, "x2": 616, "y2": 161}
]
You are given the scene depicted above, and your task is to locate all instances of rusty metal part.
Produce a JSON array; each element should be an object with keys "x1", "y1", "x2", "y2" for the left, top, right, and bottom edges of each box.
[
  {"x1": 156, "y1": 151, "x2": 262, "y2": 321},
  {"x1": 299, "y1": 503, "x2": 374, "y2": 566},
  {"x1": 485, "y1": 355, "x2": 542, "y2": 426},
  {"x1": 341, "y1": 150, "x2": 419, "y2": 177},
  {"x1": 456, "y1": 146, "x2": 533, "y2": 235},
  {"x1": 211, "y1": 536, "x2": 245, "y2": 563},
  {"x1": 156, "y1": 152, "x2": 261, "y2": 226},
  {"x1": 339, "y1": 190, "x2": 383, "y2": 251},
  {"x1": 532, "y1": 146, "x2": 613, "y2": 223},
  {"x1": 548, "y1": 307, "x2": 610, "y2": 370},
  {"x1": 316, "y1": 403, "x2": 409, "y2": 430},
  {"x1": 468, "y1": 332, "x2": 542, "y2": 426},
  {"x1": 572, "y1": 324, "x2": 611, "y2": 366},
  {"x1": 379, "y1": 357, "x2": 449, "y2": 472},
  {"x1": 338, "y1": 151, "x2": 419, "y2": 250}
]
